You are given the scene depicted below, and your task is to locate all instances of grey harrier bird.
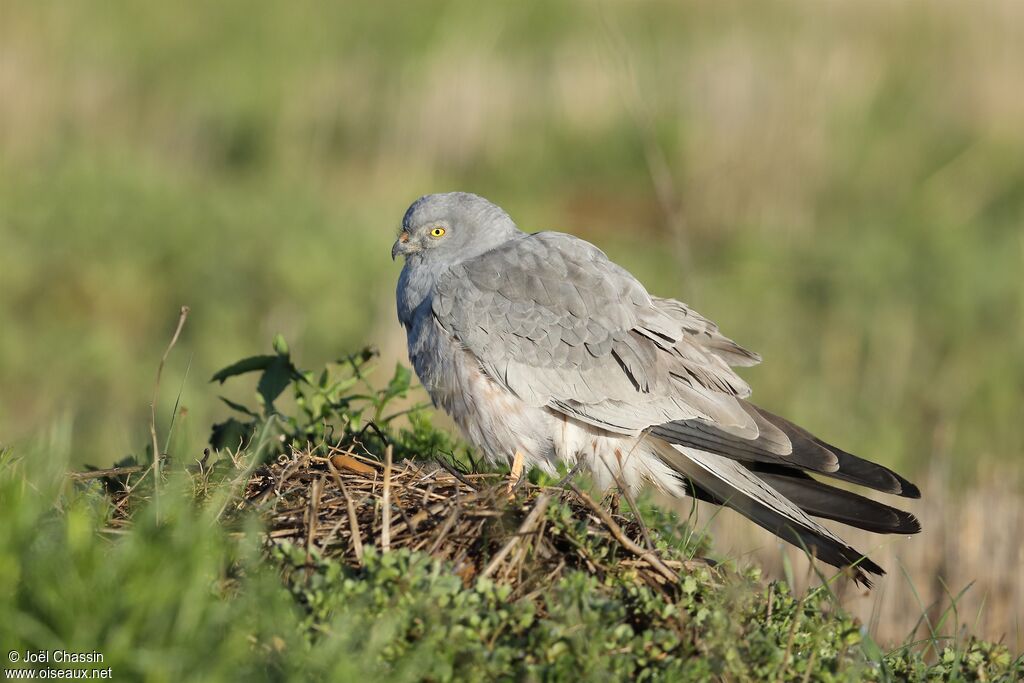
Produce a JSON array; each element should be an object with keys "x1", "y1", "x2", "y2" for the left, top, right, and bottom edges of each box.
[{"x1": 392, "y1": 192, "x2": 920, "y2": 584}]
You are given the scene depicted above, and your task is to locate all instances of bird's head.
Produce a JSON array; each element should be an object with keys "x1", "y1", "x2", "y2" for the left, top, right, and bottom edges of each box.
[{"x1": 392, "y1": 192, "x2": 520, "y2": 264}]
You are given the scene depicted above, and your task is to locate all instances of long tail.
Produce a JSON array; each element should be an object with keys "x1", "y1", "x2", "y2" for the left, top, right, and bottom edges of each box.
[
  {"x1": 653, "y1": 404, "x2": 920, "y2": 498},
  {"x1": 655, "y1": 442, "x2": 919, "y2": 585},
  {"x1": 748, "y1": 464, "x2": 921, "y2": 535}
]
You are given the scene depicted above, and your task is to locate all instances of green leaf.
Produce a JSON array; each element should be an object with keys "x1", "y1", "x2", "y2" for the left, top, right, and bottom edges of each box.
[
  {"x1": 310, "y1": 393, "x2": 327, "y2": 419},
  {"x1": 384, "y1": 364, "x2": 412, "y2": 400},
  {"x1": 219, "y1": 396, "x2": 260, "y2": 418},
  {"x1": 257, "y1": 354, "x2": 295, "y2": 411},
  {"x1": 327, "y1": 376, "x2": 359, "y2": 401},
  {"x1": 210, "y1": 355, "x2": 276, "y2": 384}
]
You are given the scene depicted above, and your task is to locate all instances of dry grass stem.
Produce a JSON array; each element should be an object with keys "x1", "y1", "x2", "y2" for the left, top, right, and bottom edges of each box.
[
  {"x1": 381, "y1": 445, "x2": 393, "y2": 552},
  {"x1": 149, "y1": 305, "x2": 190, "y2": 513},
  {"x1": 481, "y1": 493, "x2": 551, "y2": 579},
  {"x1": 305, "y1": 475, "x2": 323, "y2": 563},
  {"x1": 570, "y1": 484, "x2": 679, "y2": 585}
]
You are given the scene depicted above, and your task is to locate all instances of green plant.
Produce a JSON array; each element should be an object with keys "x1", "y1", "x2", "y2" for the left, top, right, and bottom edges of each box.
[
  {"x1": 208, "y1": 335, "x2": 458, "y2": 464},
  {"x1": 1, "y1": 344, "x2": 1021, "y2": 681}
]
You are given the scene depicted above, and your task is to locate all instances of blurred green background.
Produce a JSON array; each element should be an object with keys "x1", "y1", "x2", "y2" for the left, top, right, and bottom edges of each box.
[{"x1": 1, "y1": 0, "x2": 1022, "y2": 480}]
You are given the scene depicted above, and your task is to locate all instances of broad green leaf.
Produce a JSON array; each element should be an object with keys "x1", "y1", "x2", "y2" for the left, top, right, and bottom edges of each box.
[
  {"x1": 210, "y1": 355, "x2": 276, "y2": 384},
  {"x1": 257, "y1": 355, "x2": 295, "y2": 410},
  {"x1": 384, "y1": 364, "x2": 412, "y2": 399}
]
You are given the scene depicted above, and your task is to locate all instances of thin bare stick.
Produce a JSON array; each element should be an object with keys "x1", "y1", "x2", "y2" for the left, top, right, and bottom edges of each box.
[
  {"x1": 554, "y1": 459, "x2": 586, "y2": 489},
  {"x1": 434, "y1": 456, "x2": 478, "y2": 491},
  {"x1": 319, "y1": 514, "x2": 348, "y2": 555},
  {"x1": 393, "y1": 498, "x2": 417, "y2": 533},
  {"x1": 481, "y1": 493, "x2": 552, "y2": 579},
  {"x1": 381, "y1": 444, "x2": 393, "y2": 551},
  {"x1": 427, "y1": 503, "x2": 462, "y2": 556},
  {"x1": 383, "y1": 492, "x2": 483, "y2": 538},
  {"x1": 306, "y1": 476, "x2": 323, "y2": 564},
  {"x1": 570, "y1": 484, "x2": 678, "y2": 585},
  {"x1": 149, "y1": 305, "x2": 190, "y2": 515},
  {"x1": 608, "y1": 465, "x2": 656, "y2": 552},
  {"x1": 341, "y1": 484, "x2": 364, "y2": 563}
]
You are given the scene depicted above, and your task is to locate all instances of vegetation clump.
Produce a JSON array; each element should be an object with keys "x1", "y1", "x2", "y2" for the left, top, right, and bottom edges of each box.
[{"x1": 1, "y1": 341, "x2": 1019, "y2": 681}]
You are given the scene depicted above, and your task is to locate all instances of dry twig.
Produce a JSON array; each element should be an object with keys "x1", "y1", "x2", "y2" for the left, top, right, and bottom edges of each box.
[
  {"x1": 381, "y1": 445, "x2": 393, "y2": 552},
  {"x1": 149, "y1": 306, "x2": 190, "y2": 515},
  {"x1": 481, "y1": 493, "x2": 552, "y2": 579},
  {"x1": 570, "y1": 484, "x2": 679, "y2": 585}
]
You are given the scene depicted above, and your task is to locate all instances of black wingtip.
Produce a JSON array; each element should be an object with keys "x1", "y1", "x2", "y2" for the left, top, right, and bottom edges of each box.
[
  {"x1": 851, "y1": 554, "x2": 886, "y2": 587},
  {"x1": 748, "y1": 404, "x2": 922, "y2": 499},
  {"x1": 899, "y1": 479, "x2": 922, "y2": 499},
  {"x1": 751, "y1": 466, "x2": 923, "y2": 535},
  {"x1": 901, "y1": 512, "x2": 923, "y2": 535}
]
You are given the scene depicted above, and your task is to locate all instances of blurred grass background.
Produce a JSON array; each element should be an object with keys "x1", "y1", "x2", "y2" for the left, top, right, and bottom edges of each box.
[{"x1": 1, "y1": 0, "x2": 1022, "y2": 644}]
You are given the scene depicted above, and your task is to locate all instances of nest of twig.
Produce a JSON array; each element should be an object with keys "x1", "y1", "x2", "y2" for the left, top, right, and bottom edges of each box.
[{"x1": 241, "y1": 447, "x2": 715, "y2": 599}]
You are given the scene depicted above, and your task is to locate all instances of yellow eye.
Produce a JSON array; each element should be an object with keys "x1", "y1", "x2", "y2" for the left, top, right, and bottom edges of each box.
[{"x1": 429, "y1": 226, "x2": 446, "y2": 238}]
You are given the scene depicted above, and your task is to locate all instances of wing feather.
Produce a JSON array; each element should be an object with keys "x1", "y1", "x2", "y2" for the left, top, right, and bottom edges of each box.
[{"x1": 433, "y1": 232, "x2": 758, "y2": 434}]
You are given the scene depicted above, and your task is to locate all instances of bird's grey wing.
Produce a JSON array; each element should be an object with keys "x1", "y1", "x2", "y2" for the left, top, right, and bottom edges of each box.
[
  {"x1": 650, "y1": 297, "x2": 761, "y2": 368},
  {"x1": 432, "y1": 231, "x2": 757, "y2": 435}
]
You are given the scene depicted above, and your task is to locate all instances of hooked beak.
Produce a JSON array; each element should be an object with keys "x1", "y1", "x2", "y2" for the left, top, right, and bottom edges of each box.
[{"x1": 391, "y1": 231, "x2": 411, "y2": 261}]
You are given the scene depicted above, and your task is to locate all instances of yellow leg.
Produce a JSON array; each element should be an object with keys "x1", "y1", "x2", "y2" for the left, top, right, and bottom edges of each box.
[{"x1": 506, "y1": 450, "x2": 525, "y2": 496}]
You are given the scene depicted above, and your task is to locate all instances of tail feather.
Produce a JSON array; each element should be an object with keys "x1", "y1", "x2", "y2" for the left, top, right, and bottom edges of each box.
[
  {"x1": 658, "y1": 443, "x2": 884, "y2": 585},
  {"x1": 749, "y1": 464, "x2": 921, "y2": 535},
  {"x1": 653, "y1": 403, "x2": 920, "y2": 498},
  {"x1": 748, "y1": 406, "x2": 920, "y2": 498}
]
